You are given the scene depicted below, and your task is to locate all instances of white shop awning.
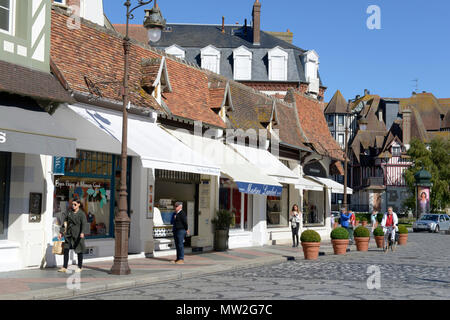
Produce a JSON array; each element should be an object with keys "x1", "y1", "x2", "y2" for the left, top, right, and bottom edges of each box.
[
  {"x1": 228, "y1": 143, "x2": 299, "y2": 185},
  {"x1": 54, "y1": 104, "x2": 220, "y2": 176},
  {"x1": 0, "y1": 104, "x2": 76, "y2": 157},
  {"x1": 295, "y1": 176, "x2": 324, "y2": 192},
  {"x1": 307, "y1": 176, "x2": 353, "y2": 195},
  {"x1": 166, "y1": 129, "x2": 283, "y2": 196}
]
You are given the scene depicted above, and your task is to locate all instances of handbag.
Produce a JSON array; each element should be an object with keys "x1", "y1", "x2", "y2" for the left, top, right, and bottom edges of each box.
[{"x1": 52, "y1": 240, "x2": 64, "y2": 255}]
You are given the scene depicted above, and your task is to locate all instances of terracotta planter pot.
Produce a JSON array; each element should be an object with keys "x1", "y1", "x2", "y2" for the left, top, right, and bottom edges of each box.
[
  {"x1": 398, "y1": 234, "x2": 408, "y2": 245},
  {"x1": 301, "y1": 242, "x2": 321, "y2": 260},
  {"x1": 331, "y1": 239, "x2": 349, "y2": 255},
  {"x1": 354, "y1": 237, "x2": 370, "y2": 251},
  {"x1": 374, "y1": 236, "x2": 384, "y2": 248}
]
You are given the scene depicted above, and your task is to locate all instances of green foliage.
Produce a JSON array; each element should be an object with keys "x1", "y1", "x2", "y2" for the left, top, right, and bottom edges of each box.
[
  {"x1": 398, "y1": 225, "x2": 409, "y2": 234},
  {"x1": 301, "y1": 230, "x2": 321, "y2": 243},
  {"x1": 404, "y1": 138, "x2": 450, "y2": 213},
  {"x1": 377, "y1": 214, "x2": 383, "y2": 223},
  {"x1": 330, "y1": 227, "x2": 349, "y2": 240},
  {"x1": 353, "y1": 226, "x2": 370, "y2": 237},
  {"x1": 211, "y1": 210, "x2": 233, "y2": 230},
  {"x1": 373, "y1": 227, "x2": 384, "y2": 236},
  {"x1": 361, "y1": 217, "x2": 368, "y2": 222}
]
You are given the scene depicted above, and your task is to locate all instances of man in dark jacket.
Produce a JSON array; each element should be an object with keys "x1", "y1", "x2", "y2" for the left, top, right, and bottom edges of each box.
[{"x1": 171, "y1": 201, "x2": 190, "y2": 264}]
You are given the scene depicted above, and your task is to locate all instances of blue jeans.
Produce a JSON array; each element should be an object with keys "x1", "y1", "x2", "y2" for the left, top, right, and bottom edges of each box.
[{"x1": 174, "y1": 229, "x2": 187, "y2": 261}]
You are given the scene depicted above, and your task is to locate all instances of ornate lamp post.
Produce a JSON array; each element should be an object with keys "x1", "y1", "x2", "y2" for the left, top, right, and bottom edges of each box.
[
  {"x1": 111, "y1": 0, "x2": 166, "y2": 276},
  {"x1": 343, "y1": 104, "x2": 350, "y2": 211}
]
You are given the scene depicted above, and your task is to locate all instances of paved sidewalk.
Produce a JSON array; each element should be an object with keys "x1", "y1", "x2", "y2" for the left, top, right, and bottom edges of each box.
[{"x1": 0, "y1": 240, "x2": 373, "y2": 300}]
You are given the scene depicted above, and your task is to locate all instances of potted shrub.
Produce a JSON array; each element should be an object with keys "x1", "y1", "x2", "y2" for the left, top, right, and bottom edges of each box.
[
  {"x1": 330, "y1": 227, "x2": 349, "y2": 255},
  {"x1": 211, "y1": 210, "x2": 233, "y2": 252},
  {"x1": 300, "y1": 230, "x2": 321, "y2": 260},
  {"x1": 361, "y1": 217, "x2": 368, "y2": 227},
  {"x1": 373, "y1": 227, "x2": 385, "y2": 248},
  {"x1": 355, "y1": 218, "x2": 360, "y2": 226},
  {"x1": 354, "y1": 226, "x2": 370, "y2": 251},
  {"x1": 397, "y1": 225, "x2": 408, "y2": 245}
]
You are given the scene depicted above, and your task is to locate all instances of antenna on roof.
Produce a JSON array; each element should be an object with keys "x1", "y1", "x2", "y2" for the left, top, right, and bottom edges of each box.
[{"x1": 412, "y1": 79, "x2": 419, "y2": 93}]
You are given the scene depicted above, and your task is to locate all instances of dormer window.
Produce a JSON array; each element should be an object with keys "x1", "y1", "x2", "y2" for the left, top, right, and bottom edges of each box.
[
  {"x1": 303, "y1": 50, "x2": 320, "y2": 94},
  {"x1": 201, "y1": 45, "x2": 220, "y2": 74},
  {"x1": 165, "y1": 44, "x2": 185, "y2": 60},
  {"x1": 392, "y1": 146, "x2": 401, "y2": 157},
  {"x1": 0, "y1": 0, "x2": 14, "y2": 35},
  {"x1": 268, "y1": 46, "x2": 288, "y2": 81},
  {"x1": 233, "y1": 46, "x2": 252, "y2": 80}
]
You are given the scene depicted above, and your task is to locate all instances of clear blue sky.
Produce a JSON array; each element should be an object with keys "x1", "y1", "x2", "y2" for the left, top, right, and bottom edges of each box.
[{"x1": 104, "y1": 0, "x2": 450, "y2": 102}]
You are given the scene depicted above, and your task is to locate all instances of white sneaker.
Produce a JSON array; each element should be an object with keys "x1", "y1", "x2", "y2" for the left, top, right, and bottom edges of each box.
[
  {"x1": 58, "y1": 267, "x2": 67, "y2": 273},
  {"x1": 75, "y1": 268, "x2": 83, "y2": 273}
]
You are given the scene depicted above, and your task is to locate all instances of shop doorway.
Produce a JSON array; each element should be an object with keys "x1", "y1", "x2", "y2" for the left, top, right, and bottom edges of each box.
[{"x1": 0, "y1": 152, "x2": 11, "y2": 240}]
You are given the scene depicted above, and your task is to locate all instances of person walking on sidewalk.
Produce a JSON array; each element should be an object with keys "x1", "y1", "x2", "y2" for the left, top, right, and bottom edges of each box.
[
  {"x1": 340, "y1": 208, "x2": 353, "y2": 243},
  {"x1": 290, "y1": 204, "x2": 301, "y2": 247},
  {"x1": 171, "y1": 202, "x2": 190, "y2": 264},
  {"x1": 371, "y1": 210, "x2": 378, "y2": 233},
  {"x1": 58, "y1": 198, "x2": 87, "y2": 273}
]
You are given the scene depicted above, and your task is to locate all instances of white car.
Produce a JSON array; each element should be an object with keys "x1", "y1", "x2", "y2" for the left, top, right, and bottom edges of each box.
[{"x1": 412, "y1": 214, "x2": 450, "y2": 233}]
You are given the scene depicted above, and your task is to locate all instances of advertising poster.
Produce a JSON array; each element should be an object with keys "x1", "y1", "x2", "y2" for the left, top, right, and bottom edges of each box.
[{"x1": 417, "y1": 186, "x2": 430, "y2": 216}]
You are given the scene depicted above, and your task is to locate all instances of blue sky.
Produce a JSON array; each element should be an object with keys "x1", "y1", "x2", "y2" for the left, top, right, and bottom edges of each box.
[{"x1": 104, "y1": 0, "x2": 450, "y2": 102}]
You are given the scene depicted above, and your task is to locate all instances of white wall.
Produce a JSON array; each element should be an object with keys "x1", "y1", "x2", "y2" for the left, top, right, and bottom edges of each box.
[{"x1": 80, "y1": 0, "x2": 104, "y2": 27}]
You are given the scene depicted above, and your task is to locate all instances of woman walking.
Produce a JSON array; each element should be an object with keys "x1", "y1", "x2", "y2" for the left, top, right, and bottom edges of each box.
[
  {"x1": 371, "y1": 210, "x2": 378, "y2": 233},
  {"x1": 58, "y1": 198, "x2": 87, "y2": 273},
  {"x1": 290, "y1": 204, "x2": 301, "y2": 247}
]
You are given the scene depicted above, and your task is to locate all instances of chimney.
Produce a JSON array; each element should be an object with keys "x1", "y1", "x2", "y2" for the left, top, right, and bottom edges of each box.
[
  {"x1": 402, "y1": 109, "x2": 412, "y2": 150},
  {"x1": 364, "y1": 89, "x2": 370, "y2": 96},
  {"x1": 252, "y1": 0, "x2": 261, "y2": 45},
  {"x1": 222, "y1": 16, "x2": 225, "y2": 33}
]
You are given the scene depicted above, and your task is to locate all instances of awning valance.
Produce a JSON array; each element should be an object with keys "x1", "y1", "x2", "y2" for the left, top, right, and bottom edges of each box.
[
  {"x1": 306, "y1": 176, "x2": 353, "y2": 195},
  {"x1": 228, "y1": 143, "x2": 299, "y2": 185},
  {"x1": 0, "y1": 104, "x2": 76, "y2": 157},
  {"x1": 165, "y1": 129, "x2": 282, "y2": 196},
  {"x1": 54, "y1": 104, "x2": 220, "y2": 176},
  {"x1": 295, "y1": 176, "x2": 324, "y2": 192}
]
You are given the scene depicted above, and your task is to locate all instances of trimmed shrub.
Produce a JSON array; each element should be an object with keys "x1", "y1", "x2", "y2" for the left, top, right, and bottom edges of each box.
[
  {"x1": 377, "y1": 213, "x2": 383, "y2": 223},
  {"x1": 301, "y1": 230, "x2": 321, "y2": 243},
  {"x1": 354, "y1": 226, "x2": 370, "y2": 238},
  {"x1": 330, "y1": 227, "x2": 349, "y2": 240},
  {"x1": 361, "y1": 217, "x2": 368, "y2": 222},
  {"x1": 398, "y1": 225, "x2": 409, "y2": 234},
  {"x1": 373, "y1": 227, "x2": 384, "y2": 237}
]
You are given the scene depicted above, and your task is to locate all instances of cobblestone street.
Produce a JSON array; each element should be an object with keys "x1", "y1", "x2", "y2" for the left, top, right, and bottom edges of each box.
[{"x1": 74, "y1": 232, "x2": 450, "y2": 300}]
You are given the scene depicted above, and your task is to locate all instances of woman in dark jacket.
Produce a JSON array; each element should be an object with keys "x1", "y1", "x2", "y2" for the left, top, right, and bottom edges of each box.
[{"x1": 58, "y1": 198, "x2": 87, "y2": 273}]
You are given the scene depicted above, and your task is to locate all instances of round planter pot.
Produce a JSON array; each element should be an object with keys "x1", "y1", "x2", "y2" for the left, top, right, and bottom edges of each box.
[
  {"x1": 398, "y1": 234, "x2": 408, "y2": 245},
  {"x1": 331, "y1": 239, "x2": 349, "y2": 255},
  {"x1": 354, "y1": 237, "x2": 370, "y2": 251},
  {"x1": 301, "y1": 242, "x2": 321, "y2": 260},
  {"x1": 374, "y1": 236, "x2": 384, "y2": 248},
  {"x1": 214, "y1": 229, "x2": 229, "y2": 252}
]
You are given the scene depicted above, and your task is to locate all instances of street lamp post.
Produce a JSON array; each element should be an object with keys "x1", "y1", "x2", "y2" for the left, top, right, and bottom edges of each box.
[
  {"x1": 110, "y1": 0, "x2": 166, "y2": 276},
  {"x1": 343, "y1": 105, "x2": 350, "y2": 212}
]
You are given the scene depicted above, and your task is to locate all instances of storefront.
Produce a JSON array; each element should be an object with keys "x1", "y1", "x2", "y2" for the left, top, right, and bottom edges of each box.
[{"x1": 152, "y1": 169, "x2": 201, "y2": 252}]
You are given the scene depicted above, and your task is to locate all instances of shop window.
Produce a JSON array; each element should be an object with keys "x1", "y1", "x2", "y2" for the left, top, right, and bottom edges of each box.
[
  {"x1": 267, "y1": 185, "x2": 289, "y2": 227},
  {"x1": 53, "y1": 150, "x2": 130, "y2": 239},
  {"x1": 303, "y1": 189, "x2": 325, "y2": 227},
  {"x1": 0, "y1": 152, "x2": 11, "y2": 240},
  {"x1": 219, "y1": 181, "x2": 248, "y2": 231}
]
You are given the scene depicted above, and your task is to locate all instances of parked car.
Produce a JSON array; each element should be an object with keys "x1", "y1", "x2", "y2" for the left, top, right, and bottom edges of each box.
[{"x1": 412, "y1": 214, "x2": 450, "y2": 233}]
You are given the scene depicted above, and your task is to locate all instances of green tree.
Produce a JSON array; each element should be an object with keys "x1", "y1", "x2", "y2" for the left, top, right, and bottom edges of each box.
[{"x1": 404, "y1": 137, "x2": 450, "y2": 212}]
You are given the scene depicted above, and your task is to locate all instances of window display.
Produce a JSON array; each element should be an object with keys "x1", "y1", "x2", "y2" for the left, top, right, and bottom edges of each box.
[
  {"x1": 53, "y1": 150, "x2": 125, "y2": 239},
  {"x1": 267, "y1": 185, "x2": 289, "y2": 227}
]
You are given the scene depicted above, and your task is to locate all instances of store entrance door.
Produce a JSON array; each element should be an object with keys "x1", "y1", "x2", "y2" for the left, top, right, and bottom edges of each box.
[{"x1": 0, "y1": 152, "x2": 11, "y2": 240}]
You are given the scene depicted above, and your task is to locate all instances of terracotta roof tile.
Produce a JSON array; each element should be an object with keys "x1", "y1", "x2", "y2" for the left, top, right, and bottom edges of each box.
[{"x1": 50, "y1": 8, "x2": 225, "y2": 128}]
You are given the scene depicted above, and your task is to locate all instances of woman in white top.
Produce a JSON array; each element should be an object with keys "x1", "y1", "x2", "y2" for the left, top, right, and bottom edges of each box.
[{"x1": 290, "y1": 204, "x2": 302, "y2": 247}]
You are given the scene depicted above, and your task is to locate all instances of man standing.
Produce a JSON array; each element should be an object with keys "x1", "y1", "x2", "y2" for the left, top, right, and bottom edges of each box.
[{"x1": 171, "y1": 202, "x2": 190, "y2": 265}]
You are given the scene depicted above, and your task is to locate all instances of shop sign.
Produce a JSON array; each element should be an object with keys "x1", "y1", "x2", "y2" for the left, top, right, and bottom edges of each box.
[
  {"x1": 236, "y1": 182, "x2": 282, "y2": 197},
  {"x1": 303, "y1": 162, "x2": 327, "y2": 178},
  {"x1": 53, "y1": 157, "x2": 65, "y2": 176},
  {"x1": 0, "y1": 131, "x2": 6, "y2": 144}
]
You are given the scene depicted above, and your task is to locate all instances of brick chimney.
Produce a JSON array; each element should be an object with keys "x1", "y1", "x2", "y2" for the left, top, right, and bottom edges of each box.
[
  {"x1": 402, "y1": 109, "x2": 412, "y2": 150},
  {"x1": 252, "y1": 0, "x2": 261, "y2": 45}
]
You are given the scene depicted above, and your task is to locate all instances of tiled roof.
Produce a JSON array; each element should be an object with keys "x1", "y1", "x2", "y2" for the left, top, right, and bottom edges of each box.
[
  {"x1": 397, "y1": 93, "x2": 443, "y2": 131},
  {"x1": 324, "y1": 90, "x2": 348, "y2": 114},
  {"x1": 0, "y1": 60, "x2": 74, "y2": 104},
  {"x1": 286, "y1": 89, "x2": 345, "y2": 161},
  {"x1": 50, "y1": 8, "x2": 225, "y2": 128}
]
